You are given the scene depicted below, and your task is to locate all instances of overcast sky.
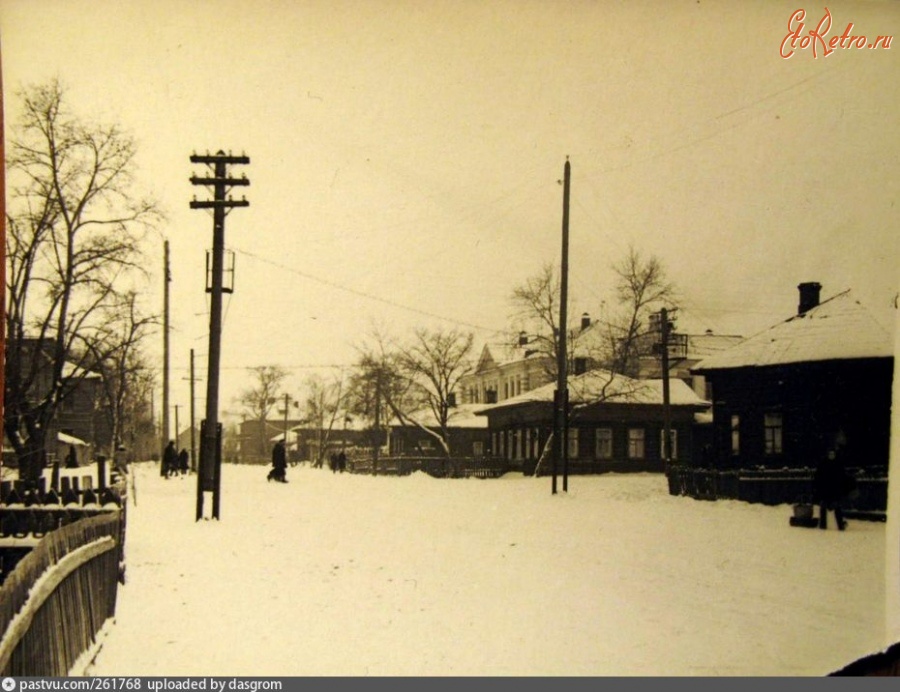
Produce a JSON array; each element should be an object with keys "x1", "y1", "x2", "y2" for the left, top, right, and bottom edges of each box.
[{"x1": 2, "y1": 0, "x2": 898, "y2": 427}]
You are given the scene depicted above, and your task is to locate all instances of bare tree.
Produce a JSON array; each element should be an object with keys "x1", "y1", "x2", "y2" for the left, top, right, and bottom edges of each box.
[
  {"x1": 236, "y1": 365, "x2": 288, "y2": 456},
  {"x1": 302, "y1": 371, "x2": 345, "y2": 465},
  {"x1": 508, "y1": 248, "x2": 676, "y2": 381},
  {"x1": 395, "y1": 327, "x2": 475, "y2": 457},
  {"x1": 346, "y1": 331, "x2": 409, "y2": 466},
  {"x1": 508, "y1": 262, "x2": 561, "y2": 379},
  {"x1": 4, "y1": 79, "x2": 161, "y2": 483},
  {"x1": 607, "y1": 245, "x2": 676, "y2": 377},
  {"x1": 86, "y1": 291, "x2": 158, "y2": 454}
]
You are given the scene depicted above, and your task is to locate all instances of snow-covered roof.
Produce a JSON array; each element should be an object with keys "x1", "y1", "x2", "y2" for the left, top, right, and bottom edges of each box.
[
  {"x1": 476, "y1": 369, "x2": 709, "y2": 413},
  {"x1": 693, "y1": 290, "x2": 893, "y2": 372},
  {"x1": 685, "y1": 332, "x2": 745, "y2": 357},
  {"x1": 476, "y1": 341, "x2": 549, "y2": 370},
  {"x1": 391, "y1": 403, "x2": 489, "y2": 429}
]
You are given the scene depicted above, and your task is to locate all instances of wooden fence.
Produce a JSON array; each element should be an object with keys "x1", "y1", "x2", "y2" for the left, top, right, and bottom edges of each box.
[
  {"x1": 0, "y1": 510, "x2": 124, "y2": 676},
  {"x1": 667, "y1": 465, "x2": 888, "y2": 519},
  {"x1": 347, "y1": 456, "x2": 514, "y2": 478}
]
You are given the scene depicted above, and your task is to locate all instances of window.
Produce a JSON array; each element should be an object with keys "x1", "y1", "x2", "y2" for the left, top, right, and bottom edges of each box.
[
  {"x1": 567, "y1": 428, "x2": 579, "y2": 458},
  {"x1": 628, "y1": 428, "x2": 645, "y2": 459},
  {"x1": 730, "y1": 415, "x2": 740, "y2": 455},
  {"x1": 595, "y1": 428, "x2": 613, "y2": 459},
  {"x1": 473, "y1": 441, "x2": 484, "y2": 457},
  {"x1": 660, "y1": 428, "x2": 678, "y2": 460},
  {"x1": 764, "y1": 412, "x2": 783, "y2": 455}
]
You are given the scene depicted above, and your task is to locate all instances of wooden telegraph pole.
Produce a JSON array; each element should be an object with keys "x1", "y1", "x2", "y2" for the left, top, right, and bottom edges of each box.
[
  {"x1": 190, "y1": 349, "x2": 198, "y2": 472},
  {"x1": 183, "y1": 349, "x2": 201, "y2": 473},
  {"x1": 174, "y1": 404, "x2": 180, "y2": 452},
  {"x1": 190, "y1": 151, "x2": 249, "y2": 520},
  {"x1": 552, "y1": 158, "x2": 571, "y2": 495},
  {"x1": 161, "y1": 240, "x2": 171, "y2": 475},
  {"x1": 660, "y1": 307, "x2": 674, "y2": 470}
]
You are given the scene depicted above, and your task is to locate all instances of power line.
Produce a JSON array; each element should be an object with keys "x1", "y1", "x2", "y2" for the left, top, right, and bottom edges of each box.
[
  {"x1": 579, "y1": 62, "x2": 846, "y2": 181},
  {"x1": 232, "y1": 245, "x2": 506, "y2": 335}
]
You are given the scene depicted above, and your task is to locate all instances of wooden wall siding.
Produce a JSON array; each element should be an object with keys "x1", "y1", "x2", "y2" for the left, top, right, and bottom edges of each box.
[
  {"x1": 388, "y1": 427, "x2": 490, "y2": 458},
  {"x1": 705, "y1": 358, "x2": 892, "y2": 472}
]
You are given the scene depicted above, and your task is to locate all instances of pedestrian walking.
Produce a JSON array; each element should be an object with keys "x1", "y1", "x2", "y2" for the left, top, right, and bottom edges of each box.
[
  {"x1": 178, "y1": 448, "x2": 190, "y2": 475},
  {"x1": 814, "y1": 434, "x2": 856, "y2": 530},
  {"x1": 162, "y1": 440, "x2": 178, "y2": 479},
  {"x1": 268, "y1": 439, "x2": 288, "y2": 483}
]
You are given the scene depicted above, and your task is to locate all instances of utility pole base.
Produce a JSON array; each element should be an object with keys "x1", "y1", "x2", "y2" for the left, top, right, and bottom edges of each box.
[{"x1": 196, "y1": 420, "x2": 223, "y2": 521}]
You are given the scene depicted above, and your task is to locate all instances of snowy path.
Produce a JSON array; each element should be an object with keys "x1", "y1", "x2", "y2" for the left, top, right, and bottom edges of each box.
[{"x1": 86, "y1": 463, "x2": 887, "y2": 676}]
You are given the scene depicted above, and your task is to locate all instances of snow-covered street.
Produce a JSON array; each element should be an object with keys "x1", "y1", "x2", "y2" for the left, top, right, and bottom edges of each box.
[{"x1": 87, "y1": 462, "x2": 887, "y2": 676}]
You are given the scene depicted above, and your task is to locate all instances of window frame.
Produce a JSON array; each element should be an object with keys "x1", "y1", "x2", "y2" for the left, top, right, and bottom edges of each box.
[
  {"x1": 595, "y1": 427, "x2": 613, "y2": 459},
  {"x1": 627, "y1": 428, "x2": 646, "y2": 459},
  {"x1": 764, "y1": 411, "x2": 783, "y2": 456}
]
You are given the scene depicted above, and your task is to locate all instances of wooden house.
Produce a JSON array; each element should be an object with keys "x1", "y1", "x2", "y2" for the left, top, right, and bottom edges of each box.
[
  {"x1": 683, "y1": 283, "x2": 894, "y2": 511},
  {"x1": 476, "y1": 368, "x2": 710, "y2": 475}
]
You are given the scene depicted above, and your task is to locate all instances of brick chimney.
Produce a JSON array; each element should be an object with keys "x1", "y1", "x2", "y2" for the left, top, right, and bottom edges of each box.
[
  {"x1": 518, "y1": 331, "x2": 528, "y2": 346},
  {"x1": 581, "y1": 312, "x2": 591, "y2": 330},
  {"x1": 797, "y1": 282, "x2": 822, "y2": 315}
]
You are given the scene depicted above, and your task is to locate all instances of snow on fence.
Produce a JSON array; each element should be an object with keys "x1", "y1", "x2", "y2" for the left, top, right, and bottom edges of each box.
[
  {"x1": 347, "y1": 456, "x2": 513, "y2": 478},
  {"x1": 0, "y1": 505, "x2": 125, "y2": 676},
  {"x1": 667, "y1": 465, "x2": 888, "y2": 519}
]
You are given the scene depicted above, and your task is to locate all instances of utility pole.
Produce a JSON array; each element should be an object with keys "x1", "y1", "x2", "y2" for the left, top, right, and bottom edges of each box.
[
  {"x1": 190, "y1": 150, "x2": 249, "y2": 520},
  {"x1": 281, "y1": 393, "x2": 296, "y2": 456},
  {"x1": 189, "y1": 350, "x2": 198, "y2": 472},
  {"x1": 161, "y1": 240, "x2": 171, "y2": 475},
  {"x1": 373, "y1": 371, "x2": 381, "y2": 476},
  {"x1": 182, "y1": 350, "x2": 201, "y2": 473},
  {"x1": 552, "y1": 158, "x2": 571, "y2": 495},
  {"x1": 660, "y1": 307, "x2": 674, "y2": 469}
]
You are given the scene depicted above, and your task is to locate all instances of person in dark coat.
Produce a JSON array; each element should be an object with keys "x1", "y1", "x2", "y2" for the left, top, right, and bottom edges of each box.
[
  {"x1": 269, "y1": 439, "x2": 288, "y2": 482},
  {"x1": 65, "y1": 444, "x2": 79, "y2": 469},
  {"x1": 162, "y1": 440, "x2": 178, "y2": 479},
  {"x1": 338, "y1": 451, "x2": 347, "y2": 473},
  {"x1": 813, "y1": 443, "x2": 854, "y2": 530},
  {"x1": 178, "y1": 448, "x2": 189, "y2": 475}
]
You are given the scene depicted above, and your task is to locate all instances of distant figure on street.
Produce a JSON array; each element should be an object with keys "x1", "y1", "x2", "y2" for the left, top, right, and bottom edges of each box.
[
  {"x1": 814, "y1": 435, "x2": 855, "y2": 530},
  {"x1": 338, "y1": 451, "x2": 347, "y2": 473},
  {"x1": 330, "y1": 452, "x2": 338, "y2": 473},
  {"x1": 65, "y1": 444, "x2": 79, "y2": 469},
  {"x1": 162, "y1": 440, "x2": 178, "y2": 479},
  {"x1": 178, "y1": 448, "x2": 189, "y2": 476},
  {"x1": 268, "y1": 439, "x2": 288, "y2": 483}
]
